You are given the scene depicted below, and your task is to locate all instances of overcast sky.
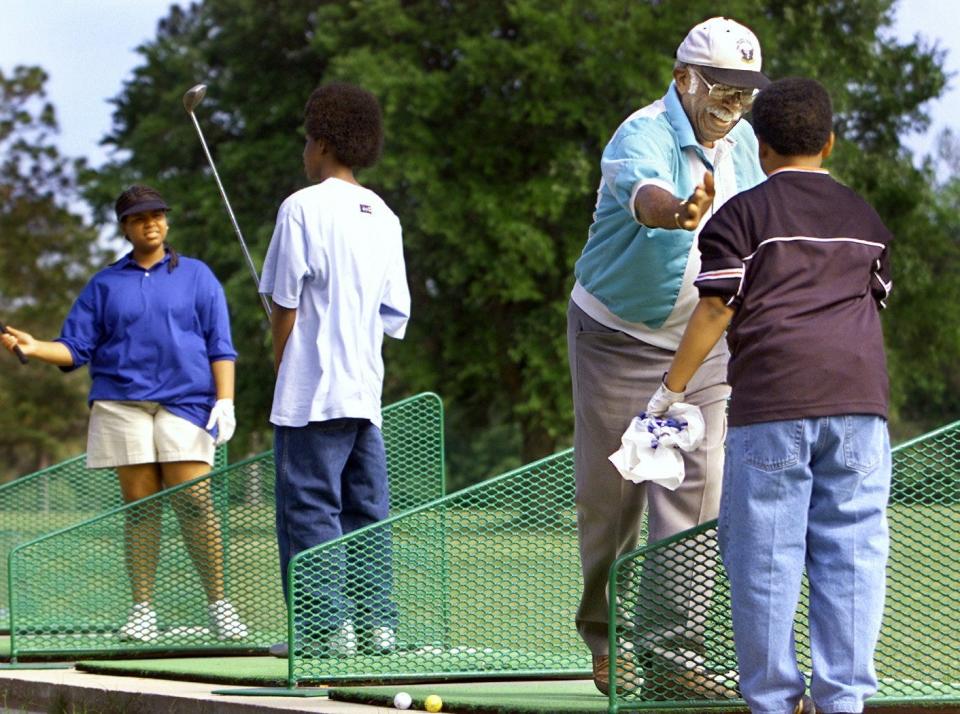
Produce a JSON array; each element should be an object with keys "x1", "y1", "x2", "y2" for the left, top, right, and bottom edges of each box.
[{"x1": 0, "y1": 0, "x2": 956, "y2": 169}]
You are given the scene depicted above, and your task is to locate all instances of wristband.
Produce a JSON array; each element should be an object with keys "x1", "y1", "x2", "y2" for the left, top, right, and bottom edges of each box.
[{"x1": 662, "y1": 372, "x2": 686, "y2": 394}]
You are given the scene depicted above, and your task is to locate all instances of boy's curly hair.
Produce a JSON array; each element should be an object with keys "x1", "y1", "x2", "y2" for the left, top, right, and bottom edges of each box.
[
  {"x1": 751, "y1": 77, "x2": 833, "y2": 157},
  {"x1": 304, "y1": 82, "x2": 383, "y2": 169}
]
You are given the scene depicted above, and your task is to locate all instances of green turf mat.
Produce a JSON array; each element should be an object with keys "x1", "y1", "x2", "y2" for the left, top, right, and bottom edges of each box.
[
  {"x1": 76, "y1": 656, "x2": 289, "y2": 686},
  {"x1": 0, "y1": 634, "x2": 73, "y2": 663},
  {"x1": 329, "y1": 680, "x2": 747, "y2": 713},
  {"x1": 61, "y1": 661, "x2": 960, "y2": 712},
  {"x1": 330, "y1": 681, "x2": 960, "y2": 714},
  {"x1": 74, "y1": 650, "x2": 586, "y2": 687}
]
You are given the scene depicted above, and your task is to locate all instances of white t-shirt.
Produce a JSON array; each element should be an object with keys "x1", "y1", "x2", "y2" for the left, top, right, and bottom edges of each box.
[{"x1": 259, "y1": 178, "x2": 410, "y2": 428}]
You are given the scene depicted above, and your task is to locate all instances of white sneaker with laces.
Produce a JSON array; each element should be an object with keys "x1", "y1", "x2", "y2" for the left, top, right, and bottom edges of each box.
[
  {"x1": 208, "y1": 599, "x2": 249, "y2": 640},
  {"x1": 368, "y1": 626, "x2": 397, "y2": 654},
  {"x1": 119, "y1": 602, "x2": 159, "y2": 642}
]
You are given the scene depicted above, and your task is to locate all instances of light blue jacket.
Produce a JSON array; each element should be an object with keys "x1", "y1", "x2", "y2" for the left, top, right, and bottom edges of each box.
[{"x1": 575, "y1": 83, "x2": 765, "y2": 328}]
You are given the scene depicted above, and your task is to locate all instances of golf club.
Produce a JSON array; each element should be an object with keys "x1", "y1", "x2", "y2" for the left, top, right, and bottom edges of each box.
[
  {"x1": 182, "y1": 83, "x2": 272, "y2": 318},
  {"x1": 0, "y1": 321, "x2": 28, "y2": 364}
]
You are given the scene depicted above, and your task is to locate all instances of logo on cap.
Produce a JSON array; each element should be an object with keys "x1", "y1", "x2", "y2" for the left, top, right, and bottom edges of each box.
[{"x1": 737, "y1": 39, "x2": 755, "y2": 64}]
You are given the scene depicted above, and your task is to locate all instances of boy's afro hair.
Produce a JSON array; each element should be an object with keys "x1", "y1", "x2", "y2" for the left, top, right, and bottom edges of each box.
[
  {"x1": 304, "y1": 82, "x2": 383, "y2": 169},
  {"x1": 751, "y1": 77, "x2": 833, "y2": 157}
]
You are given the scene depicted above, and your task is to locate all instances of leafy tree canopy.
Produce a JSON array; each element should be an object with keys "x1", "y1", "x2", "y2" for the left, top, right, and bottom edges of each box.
[
  {"x1": 0, "y1": 66, "x2": 103, "y2": 480},
  {"x1": 87, "y1": 0, "x2": 954, "y2": 487}
]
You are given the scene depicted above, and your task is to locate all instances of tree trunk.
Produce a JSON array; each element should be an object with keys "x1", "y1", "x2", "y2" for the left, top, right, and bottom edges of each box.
[{"x1": 521, "y1": 421, "x2": 556, "y2": 465}]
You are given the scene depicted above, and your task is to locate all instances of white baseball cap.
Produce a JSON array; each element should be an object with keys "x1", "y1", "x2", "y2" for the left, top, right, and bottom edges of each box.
[{"x1": 676, "y1": 17, "x2": 769, "y2": 89}]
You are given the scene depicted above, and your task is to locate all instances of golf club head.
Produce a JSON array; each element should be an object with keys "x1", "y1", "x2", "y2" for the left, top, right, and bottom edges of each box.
[{"x1": 182, "y1": 84, "x2": 208, "y2": 113}]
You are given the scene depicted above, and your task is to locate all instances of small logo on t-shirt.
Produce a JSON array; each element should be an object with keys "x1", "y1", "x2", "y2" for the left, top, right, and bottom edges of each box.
[{"x1": 359, "y1": 204, "x2": 373, "y2": 214}]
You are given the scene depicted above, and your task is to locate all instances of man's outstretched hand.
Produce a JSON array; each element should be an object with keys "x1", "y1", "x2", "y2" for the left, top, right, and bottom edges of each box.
[{"x1": 678, "y1": 172, "x2": 715, "y2": 230}]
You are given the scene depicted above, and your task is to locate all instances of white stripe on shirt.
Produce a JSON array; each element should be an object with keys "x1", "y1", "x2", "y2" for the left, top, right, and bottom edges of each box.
[{"x1": 743, "y1": 235, "x2": 887, "y2": 262}]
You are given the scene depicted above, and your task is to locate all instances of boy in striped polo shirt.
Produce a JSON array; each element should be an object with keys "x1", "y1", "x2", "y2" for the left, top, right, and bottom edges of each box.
[{"x1": 647, "y1": 77, "x2": 893, "y2": 714}]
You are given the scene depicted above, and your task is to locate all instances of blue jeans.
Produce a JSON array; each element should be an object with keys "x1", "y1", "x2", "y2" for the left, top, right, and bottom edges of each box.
[
  {"x1": 274, "y1": 418, "x2": 397, "y2": 632},
  {"x1": 719, "y1": 416, "x2": 890, "y2": 714}
]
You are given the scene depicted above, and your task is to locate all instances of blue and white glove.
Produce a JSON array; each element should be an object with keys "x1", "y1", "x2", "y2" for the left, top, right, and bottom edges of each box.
[
  {"x1": 206, "y1": 399, "x2": 236, "y2": 446},
  {"x1": 646, "y1": 380, "x2": 685, "y2": 417}
]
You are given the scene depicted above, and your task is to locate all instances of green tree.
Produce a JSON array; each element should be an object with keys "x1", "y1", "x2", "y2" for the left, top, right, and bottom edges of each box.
[
  {"x1": 880, "y1": 130, "x2": 960, "y2": 437},
  {"x1": 89, "y1": 0, "x2": 952, "y2": 487},
  {"x1": 0, "y1": 66, "x2": 103, "y2": 481}
]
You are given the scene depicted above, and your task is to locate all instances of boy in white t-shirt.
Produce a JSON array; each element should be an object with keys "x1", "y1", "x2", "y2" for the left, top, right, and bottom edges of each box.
[{"x1": 259, "y1": 82, "x2": 411, "y2": 658}]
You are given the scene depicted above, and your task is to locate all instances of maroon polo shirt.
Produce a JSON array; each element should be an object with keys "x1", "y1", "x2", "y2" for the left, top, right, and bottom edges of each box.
[{"x1": 695, "y1": 168, "x2": 893, "y2": 426}]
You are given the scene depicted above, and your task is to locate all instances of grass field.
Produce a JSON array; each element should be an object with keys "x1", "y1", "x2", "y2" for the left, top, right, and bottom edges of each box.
[
  {"x1": 1, "y1": 500, "x2": 954, "y2": 678},
  {"x1": 0, "y1": 426, "x2": 953, "y2": 712}
]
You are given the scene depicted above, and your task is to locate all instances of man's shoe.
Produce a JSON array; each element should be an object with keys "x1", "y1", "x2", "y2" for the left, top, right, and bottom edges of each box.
[
  {"x1": 593, "y1": 654, "x2": 610, "y2": 695},
  {"x1": 643, "y1": 666, "x2": 740, "y2": 700},
  {"x1": 208, "y1": 599, "x2": 249, "y2": 640},
  {"x1": 794, "y1": 695, "x2": 816, "y2": 714},
  {"x1": 268, "y1": 641, "x2": 289, "y2": 658},
  {"x1": 592, "y1": 654, "x2": 638, "y2": 695},
  {"x1": 118, "y1": 602, "x2": 159, "y2": 642}
]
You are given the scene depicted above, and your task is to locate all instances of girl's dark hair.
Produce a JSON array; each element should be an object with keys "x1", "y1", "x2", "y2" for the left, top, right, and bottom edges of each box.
[
  {"x1": 304, "y1": 82, "x2": 383, "y2": 168},
  {"x1": 114, "y1": 185, "x2": 179, "y2": 272},
  {"x1": 751, "y1": 77, "x2": 833, "y2": 157}
]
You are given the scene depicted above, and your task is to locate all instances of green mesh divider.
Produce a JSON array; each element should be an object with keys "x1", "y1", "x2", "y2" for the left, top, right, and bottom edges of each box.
[
  {"x1": 6, "y1": 393, "x2": 444, "y2": 660},
  {"x1": 0, "y1": 447, "x2": 227, "y2": 632},
  {"x1": 608, "y1": 420, "x2": 960, "y2": 711},
  {"x1": 288, "y1": 448, "x2": 589, "y2": 686}
]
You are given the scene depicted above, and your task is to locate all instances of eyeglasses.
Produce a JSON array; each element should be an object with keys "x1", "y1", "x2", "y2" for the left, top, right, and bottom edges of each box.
[{"x1": 690, "y1": 69, "x2": 758, "y2": 106}]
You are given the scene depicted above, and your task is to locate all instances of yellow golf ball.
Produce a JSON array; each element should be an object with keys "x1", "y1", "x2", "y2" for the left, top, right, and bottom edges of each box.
[{"x1": 424, "y1": 694, "x2": 443, "y2": 712}]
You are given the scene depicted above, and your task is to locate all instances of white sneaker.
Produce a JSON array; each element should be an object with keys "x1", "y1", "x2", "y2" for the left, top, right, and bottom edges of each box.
[
  {"x1": 268, "y1": 641, "x2": 289, "y2": 658},
  {"x1": 280, "y1": 621, "x2": 357, "y2": 658},
  {"x1": 368, "y1": 626, "x2": 397, "y2": 654},
  {"x1": 208, "y1": 599, "x2": 249, "y2": 640},
  {"x1": 326, "y1": 620, "x2": 357, "y2": 657},
  {"x1": 119, "y1": 602, "x2": 159, "y2": 642}
]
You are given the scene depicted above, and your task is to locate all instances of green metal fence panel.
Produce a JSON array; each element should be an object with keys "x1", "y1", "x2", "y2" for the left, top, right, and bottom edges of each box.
[
  {"x1": 608, "y1": 420, "x2": 960, "y2": 712},
  {"x1": 0, "y1": 447, "x2": 227, "y2": 632},
  {"x1": 6, "y1": 393, "x2": 444, "y2": 660},
  {"x1": 288, "y1": 448, "x2": 590, "y2": 686}
]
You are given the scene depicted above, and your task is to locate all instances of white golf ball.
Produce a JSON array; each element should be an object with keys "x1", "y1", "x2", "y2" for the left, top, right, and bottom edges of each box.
[{"x1": 393, "y1": 691, "x2": 412, "y2": 710}]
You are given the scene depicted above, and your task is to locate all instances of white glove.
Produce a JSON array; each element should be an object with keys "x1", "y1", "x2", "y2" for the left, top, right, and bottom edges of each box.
[
  {"x1": 206, "y1": 399, "x2": 236, "y2": 446},
  {"x1": 646, "y1": 380, "x2": 685, "y2": 417},
  {"x1": 609, "y1": 403, "x2": 706, "y2": 490}
]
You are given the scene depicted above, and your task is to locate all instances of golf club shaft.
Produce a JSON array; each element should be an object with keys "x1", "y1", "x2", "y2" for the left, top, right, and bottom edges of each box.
[
  {"x1": 186, "y1": 111, "x2": 272, "y2": 319},
  {"x1": 0, "y1": 322, "x2": 28, "y2": 364}
]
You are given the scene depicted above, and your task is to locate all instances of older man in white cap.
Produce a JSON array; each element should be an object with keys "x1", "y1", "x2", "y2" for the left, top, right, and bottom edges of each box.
[{"x1": 567, "y1": 17, "x2": 769, "y2": 698}]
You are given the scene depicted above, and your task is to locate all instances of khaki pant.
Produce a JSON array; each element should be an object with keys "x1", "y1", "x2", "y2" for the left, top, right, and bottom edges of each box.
[
  {"x1": 87, "y1": 400, "x2": 215, "y2": 468},
  {"x1": 567, "y1": 300, "x2": 729, "y2": 655}
]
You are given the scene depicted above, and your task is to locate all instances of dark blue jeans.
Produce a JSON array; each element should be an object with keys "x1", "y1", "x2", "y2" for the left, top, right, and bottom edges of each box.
[{"x1": 274, "y1": 418, "x2": 396, "y2": 633}]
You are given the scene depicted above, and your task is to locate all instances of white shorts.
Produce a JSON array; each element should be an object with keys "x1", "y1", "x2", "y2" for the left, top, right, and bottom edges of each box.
[{"x1": 86, "y1": 401, "x2": 215, "y2": 469}]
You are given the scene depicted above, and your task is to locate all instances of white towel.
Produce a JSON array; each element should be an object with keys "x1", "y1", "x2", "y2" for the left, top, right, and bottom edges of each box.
[{"x1": 607, "y1": 403, "x2": 705, "y2": 490}]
